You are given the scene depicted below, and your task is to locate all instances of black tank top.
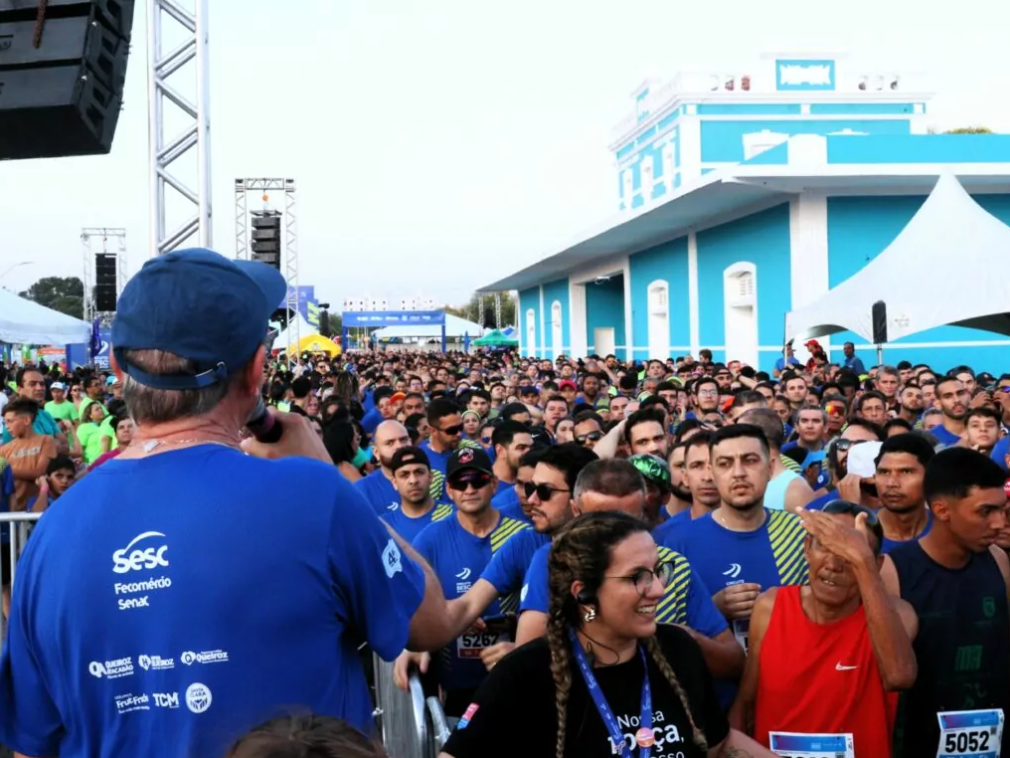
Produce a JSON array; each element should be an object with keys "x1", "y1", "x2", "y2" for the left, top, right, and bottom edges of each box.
[{"x1": 890, "y1": 541, "x2": 1010, "y2": 757}]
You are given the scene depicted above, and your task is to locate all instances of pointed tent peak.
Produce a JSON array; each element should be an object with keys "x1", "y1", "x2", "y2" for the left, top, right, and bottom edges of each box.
[{"x1": 916, "y1": 172, "x2": 1001, "y2": 226}]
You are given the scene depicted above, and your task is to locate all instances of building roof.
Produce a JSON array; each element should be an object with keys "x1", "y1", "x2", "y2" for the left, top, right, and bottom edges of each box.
[{"x1": 481, "y1": 134, "x2": 1010, "y2": 293}]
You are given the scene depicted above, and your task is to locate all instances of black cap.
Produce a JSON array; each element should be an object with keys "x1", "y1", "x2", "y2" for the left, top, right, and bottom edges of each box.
[
  {"x1": 446, "y1": 445, "x2": 493, "y2": 479},
  {"x1": 390, "y1": 446, "x2": 431, "y2": 474}
]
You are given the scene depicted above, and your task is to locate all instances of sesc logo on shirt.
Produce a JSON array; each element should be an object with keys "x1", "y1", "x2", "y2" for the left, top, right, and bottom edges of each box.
[{"x1": 112, "y1": 531, "x2": 170, "y2": 574}]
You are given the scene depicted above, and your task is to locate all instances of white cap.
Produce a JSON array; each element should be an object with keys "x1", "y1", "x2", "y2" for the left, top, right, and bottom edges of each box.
[{"x1": 50, "y1": 382, "x2": 67, "y2": 391}]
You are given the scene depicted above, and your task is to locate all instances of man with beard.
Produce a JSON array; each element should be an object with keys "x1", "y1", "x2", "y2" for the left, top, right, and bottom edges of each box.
[
  {"x1": 489, "y1": 421, "x2": 532, "y2": 497},
  {"x1": 929, "y1": 376, "x2": 970, "y2": 448},
  {"x1": 895, "y1": 383, "x2": 924, "y2": 426},
  {"x1": 732, "y1": 501, "x2": 917, "y2": 755},
  {"x1": 383, "y1": 447, "x2": 454, "y2": 542},
  {"x1": 874, "y1": 434, "x2": 935, "y2": 553},
  {"x1": 664, "y1": 425, "x2": 808, "y2": 707},
  {"x1": 882, "y1": 449, "x2": 1010, "y2": 757},
  {"x1": 655, "y1": 432, "x2": 720, "y2": 541},
  {"x1": 354, "y1": 420, "x2": 412, "y2": 514},
  {"x1": 661, "y1": 439, "x2": 694, "y2": 520}
]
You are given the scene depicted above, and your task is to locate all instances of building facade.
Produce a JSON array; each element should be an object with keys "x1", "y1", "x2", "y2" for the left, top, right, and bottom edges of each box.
[{"x1": 489, "y1": 53, "x2": 1010, "y2": 373}]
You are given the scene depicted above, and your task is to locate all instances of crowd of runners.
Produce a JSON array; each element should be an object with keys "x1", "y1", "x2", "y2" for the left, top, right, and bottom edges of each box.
[{"x1": 2, "y1": 295, "x2": 1010, "y2": 757}]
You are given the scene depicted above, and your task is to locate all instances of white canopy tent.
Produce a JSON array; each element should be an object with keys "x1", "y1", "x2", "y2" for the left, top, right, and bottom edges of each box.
[
  {"x1": 786, "y1": 174, "x2": 1010, "y2": 343},
  {"x1": 371, "y1": 313, "x2": 484, "y2": 340},
  {"x1": 273, "y1": 312, "x2": 317, "y2": 349},
  {"x1": 0, "y1": 288, "x2": 92, "y2": 345}
]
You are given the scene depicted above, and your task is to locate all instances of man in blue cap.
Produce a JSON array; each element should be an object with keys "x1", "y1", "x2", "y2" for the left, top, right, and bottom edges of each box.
[{"x1": 0, "y1": 249, "x2": 456, "y2": 758}]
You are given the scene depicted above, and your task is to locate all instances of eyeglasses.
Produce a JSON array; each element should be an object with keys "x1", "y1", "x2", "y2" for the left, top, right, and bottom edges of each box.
[
  {"x1": 696, "y1": 389, "x2": 719, "y2": 397},
  {"x1": 575, "y1": 431, "x2": 603, "y2": 446},
  {"x1": 523, "y1": 481, "x2": 570, "y2": 501},
  {"x1": 606, "y1": 561, "x2": 675, "y2": 596},
  {"x1": 447, "y1": 471, "x2": 492, "y2": 491},
  {"x1": 439, "y1": 424, "x2": 463, "y2": 436}
]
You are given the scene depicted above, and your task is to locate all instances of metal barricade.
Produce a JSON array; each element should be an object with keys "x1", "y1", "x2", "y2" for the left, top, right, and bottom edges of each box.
[
  {"x1": 1, "y1": 512, "x2": 42, "y2": 588},
  {"x1": 372, "y1": 653, "x2": 432, "y2": 758},
  {"x1": 426, "y1": 696, "x2": 452, "y2": 752}
]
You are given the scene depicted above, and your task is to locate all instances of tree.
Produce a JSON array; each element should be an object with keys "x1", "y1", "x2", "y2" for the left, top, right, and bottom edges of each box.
[
  {"x1": 450, "y1": 292, "x2": 517, "y2": 329},
  {"x1": 19, "y1": 277, "x2": 85, "y2": 319}
]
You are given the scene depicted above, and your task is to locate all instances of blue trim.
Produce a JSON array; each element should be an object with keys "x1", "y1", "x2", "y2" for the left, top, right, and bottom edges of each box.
[
  {"x1": 827, "y1": 134, "x2": 1010, "y2": 164},
  {"x1": 809, "y1": 103, "x2": 915, "y2": 115},
  {"x1": 697, "y1": 103, "x2": 802, "y2": 115}
]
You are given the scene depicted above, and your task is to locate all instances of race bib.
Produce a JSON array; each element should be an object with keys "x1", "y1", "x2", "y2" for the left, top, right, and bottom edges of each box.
[
  {"x1": 456, "y1": 632, "x2": 504, "y2": 659},
  {"x1": 769, "y1": 732, "x2": 854, "y2": 758},
  {"x1": 937, "y1": 709, "x2": 1004, "y2": 758},
  {"x1": 733, "y1": 618, "x2": 750, "y2": 653}
]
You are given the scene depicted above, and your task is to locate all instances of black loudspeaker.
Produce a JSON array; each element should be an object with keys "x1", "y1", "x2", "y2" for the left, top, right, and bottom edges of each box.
[
  {"x1": 319, "y1": 310, "x2": 331, "y2": 338},
  {"x1": 872, "y1": 300, "x2": 888, "y2": 344},
  {"x1": 251, "y1": 213, "x2": 282, "y2": 269},
  {"x1": 0, "y1": 0, "x2": 135, "y2": 160},
  {"x1": 95, "y1": 252, "x2": 116, "y2": 311}
]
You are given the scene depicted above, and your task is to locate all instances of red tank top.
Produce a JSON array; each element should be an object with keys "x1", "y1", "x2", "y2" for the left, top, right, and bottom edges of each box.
[{"x1": 754, "y1": 585, "x2": 897, "y2": 756}]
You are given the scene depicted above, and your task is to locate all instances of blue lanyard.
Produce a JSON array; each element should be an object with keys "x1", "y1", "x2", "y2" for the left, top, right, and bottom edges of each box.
[{"x1": 567, "y1": 628, "x2": 653, "y2": 758}]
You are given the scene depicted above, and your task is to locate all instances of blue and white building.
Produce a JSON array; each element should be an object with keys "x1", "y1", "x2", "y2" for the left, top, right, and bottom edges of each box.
[{"x1": 486, "y1": 53, "x2": 1010, "y2": 372}]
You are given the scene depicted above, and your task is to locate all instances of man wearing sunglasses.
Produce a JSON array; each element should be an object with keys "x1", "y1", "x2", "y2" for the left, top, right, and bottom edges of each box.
[
  {"x1": 419, "y1": 398, "x2": 481, "y2": 500},
  {"x1": 572, "y1": 411, "x2": 604, "y2": 450},
  {"x1": 732, "y1": 500, "x2": 918, "y2": 755},
  {"x1": 491, "y1": 447, "x2": 543, "y2": 527},
  {"x1": 405, "y1": 446, "x2": 529, "y2": 717},
  {"x1": 516, "y1": 457, "x2": 745, "y2": 680}
]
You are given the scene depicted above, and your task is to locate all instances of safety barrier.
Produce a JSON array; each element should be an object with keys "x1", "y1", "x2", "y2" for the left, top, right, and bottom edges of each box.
[
  {"x1": 372, "y1": 653, "x2": 431, "y2": 758},
  {"x1": 372, "y1": 653, "x2": 456, "y2": 757},
  {"x1": 2, "y1": 512, "x2": 42, "y2": 588}
]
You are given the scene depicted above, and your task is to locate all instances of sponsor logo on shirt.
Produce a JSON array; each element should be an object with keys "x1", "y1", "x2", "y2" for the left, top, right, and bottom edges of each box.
[
  {"x1": 722, "y1": 563, "x2": 743, "y2": 579},
  {"x1": 180, "y1": 649, "x2": 229, "y2": 666},
  {"x1": 115, "y1": 692, "x2": 150, "y2": 715},
  {"x1": 382, "y1": 539, "x2": 403, "y2": 578},
  {"x1": 112, "y1": 531, "x2": 170, "y2": 574},
  {"x1": 138, "y1": 654, "x2": 174, "y2": 671},
  {"x1": 456, "y1": 567, "x2": 472, "y2": 593},
  {"x1": 89, "y1": 657, "x2": 134, "y2": 679},
  {"x1": 153, "y1": 692, "x2": 179, "y2": 709},
  {"x1": 386, "y1": 501, "x2": 399, "y2": 512},
  {"x1": 185, "y1": 682, "x2": 213, "y2": 714}
]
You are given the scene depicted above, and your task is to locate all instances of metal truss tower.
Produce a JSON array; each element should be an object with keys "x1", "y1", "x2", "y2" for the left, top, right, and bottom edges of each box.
[
  {"x1": 147, "y1": 0, "x2": 212, "y2": 256},
  {"x1": 234, "y1": 179, "x2": 300, "y2": 350},
  {"x1": 81, "y1": 228, "x2": 128, "y2": 323}
]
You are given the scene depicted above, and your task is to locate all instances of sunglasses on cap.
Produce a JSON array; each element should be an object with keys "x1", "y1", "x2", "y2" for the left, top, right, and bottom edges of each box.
[
  {"x1": 825, "y1": 405, "x2": 847, "y2": 417},
  {"x1": 448, "y1": 471, "x2": 492, "y2": 491},
  {"x1": 575, "y1": 431, "x2": 603, "y2": 446},
  {"x1": 438, "y1": 424, "x2": 464, "y2": 436}
]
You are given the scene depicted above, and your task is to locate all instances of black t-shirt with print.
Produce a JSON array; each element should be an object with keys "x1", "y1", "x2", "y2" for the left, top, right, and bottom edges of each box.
[{"x1": 442, "y1": 624, "x2": 727, "y2": 758}]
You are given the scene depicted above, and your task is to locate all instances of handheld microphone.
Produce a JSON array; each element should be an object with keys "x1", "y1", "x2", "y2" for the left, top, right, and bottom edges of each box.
[{"x1": 247, "y1": 397, "x2": 283, "y2": 443}]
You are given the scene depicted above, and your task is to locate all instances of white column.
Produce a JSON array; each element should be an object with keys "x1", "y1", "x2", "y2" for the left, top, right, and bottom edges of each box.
[
  {"x1": 538, "y1": 285, "x2": 546, "y2": 359},
  {"x1": 688, "y1": 232, "x2": 700, "y2": 354},
  {"x1": 516, "y1": 290, "x2": 524, "y2": 355},
  {"x1": 569, "y1": 281, "x2": 588, "y2": 359},
  {"x1": 622, "y1": 256, "x2": 633, "y2": 359},
  {"x1": 788, "y1": 193, "x2": 830, "y2": 352}
]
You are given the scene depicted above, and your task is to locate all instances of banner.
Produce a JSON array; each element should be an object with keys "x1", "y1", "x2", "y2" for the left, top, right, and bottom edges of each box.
[{"x1": 341, "y1": 310, "x2": 446, "y2": 327}]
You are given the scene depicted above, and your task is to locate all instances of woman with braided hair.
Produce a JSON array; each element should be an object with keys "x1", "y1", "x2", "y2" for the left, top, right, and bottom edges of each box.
[{"x1": 440, "y1": 512, "x2": 776, "y2": 758}]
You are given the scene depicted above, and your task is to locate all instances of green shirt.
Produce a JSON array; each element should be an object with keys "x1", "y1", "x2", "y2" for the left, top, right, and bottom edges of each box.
[
  {"x1": 77, "y1": 422, "x2": 107, "y2": 464},
  {"x1": 45, "y1": 400, "x2": 78, "y2": 424}
]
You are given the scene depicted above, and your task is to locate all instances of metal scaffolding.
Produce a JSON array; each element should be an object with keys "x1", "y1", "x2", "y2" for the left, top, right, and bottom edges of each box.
[
  {"x1": 234, "y1": 179, "x2": 300, "y2": 353},
  {"x1": 147, "y1": 0, "x2": 212, "y2": 256},
  {"x1": 81, "y1": 228, "x2": 128, "y2": 323}
]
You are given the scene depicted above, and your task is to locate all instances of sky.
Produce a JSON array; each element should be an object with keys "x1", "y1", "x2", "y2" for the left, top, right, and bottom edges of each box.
[{"x1": 3, "y1": 0, "x2": 1009, "y2": 308}]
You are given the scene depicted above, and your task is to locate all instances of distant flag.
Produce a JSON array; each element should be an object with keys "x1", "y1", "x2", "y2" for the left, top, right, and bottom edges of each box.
[{"x1": 89, "y1": 318, "x2": 102, "y2": 359}]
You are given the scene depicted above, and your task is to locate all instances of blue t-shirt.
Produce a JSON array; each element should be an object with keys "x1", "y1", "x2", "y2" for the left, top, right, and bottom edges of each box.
[
  {"x1": 360, "y1": 407, "x2": 383, "y2": 436},
  {"x1": 775, "y1": 356, "x2": 801, "y2": 372},
  {"x1": 381, "y1": 502, "x2": 454, "y2": 543},
  {"x1": 413, "y1": 512, "x2": 528, "y2": 691},
  {"x1": 0, "y1": 446, "x2": 426, "y2": 758},
  {"x1": 664, "y1": 509, "x2": 808, "y2": 650},
  {"x1": 491, "y1": 487, "x2": 534, "y2": 528},
  {"x1": 880, "y1": 508, "x2": 933, "y2": 555},
  {"x1": 1, "y1": 408, "x2": 61, "y2": 444},
  {"x1": 805, "y1": 490, "x2": 836, "y2": 511},
  {"x1": 520, "y1": 543, "x2": 727, "y2": 641},
  {"x1": 0, "y1": 460, "x2": 14, "y2": 543},
  {"x1": 929, "y1": 423, "x2": 962, "y2": 449},
  {"x1": 652, "y1": 508, "x2": 693, "y2": 544},
  {"x1": 480, "y1": 527, "x2": 550, "y2": 596},
  {"x1": 354, "y1": 469, "x2": 400, "y2": 515},
  {"x1": 992, "y1": 437, "x2": 1009, "y2": 469}
]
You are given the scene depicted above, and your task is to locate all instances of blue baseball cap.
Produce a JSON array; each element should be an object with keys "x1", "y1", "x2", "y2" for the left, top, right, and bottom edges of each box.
[{"x1": 112, "y1": 248, "x2": 286, "y2": 390}]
